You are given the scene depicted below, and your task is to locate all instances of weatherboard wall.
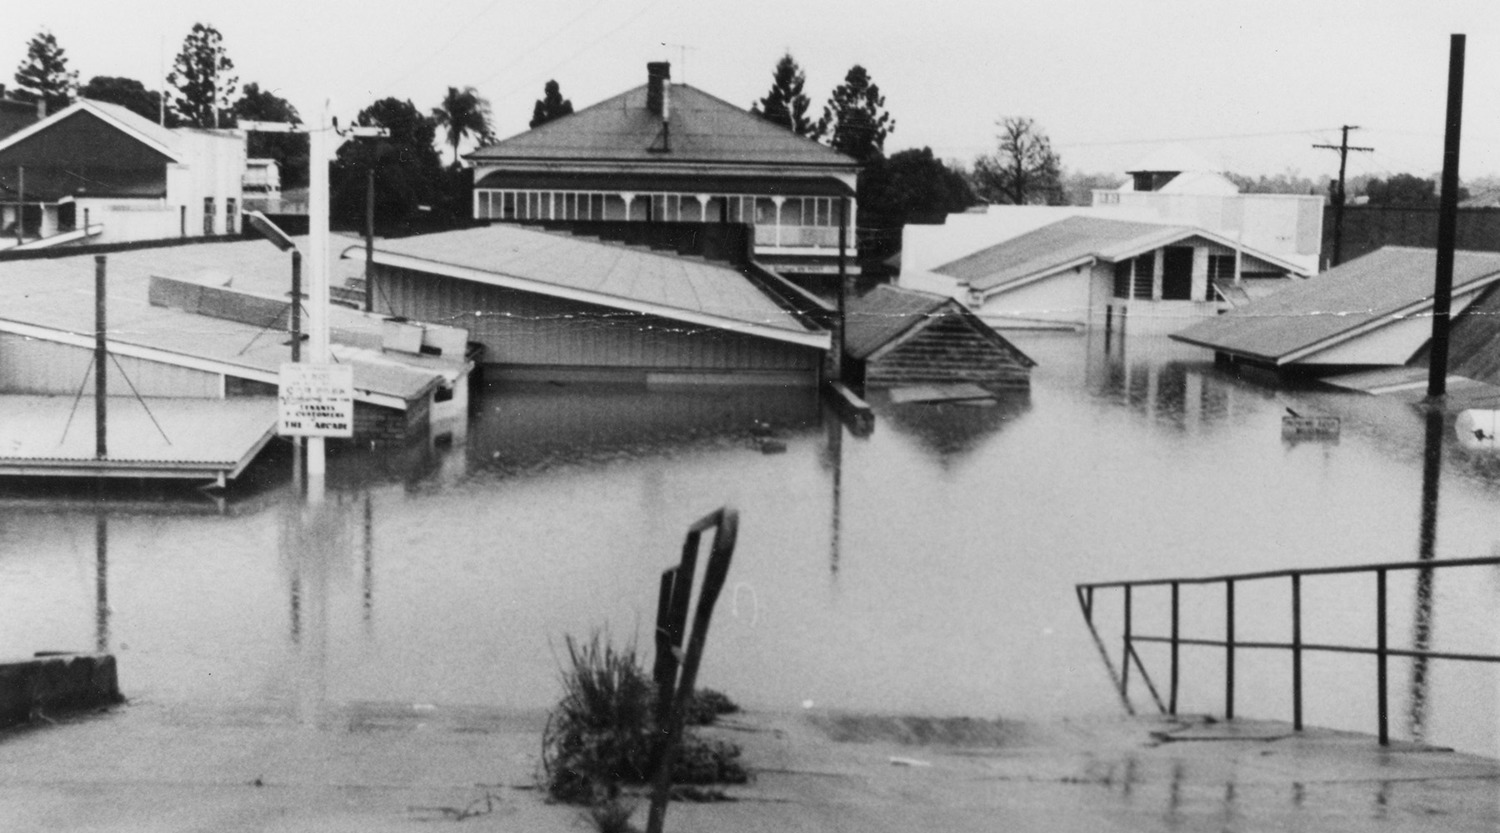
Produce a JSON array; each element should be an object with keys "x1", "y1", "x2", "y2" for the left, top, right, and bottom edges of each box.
[
  {"x1": 0, "y1": 333, "x2": 222, "y2": 397},
  {"x1": 370, "y1": 264, "x2": 822, "y2": 384}
]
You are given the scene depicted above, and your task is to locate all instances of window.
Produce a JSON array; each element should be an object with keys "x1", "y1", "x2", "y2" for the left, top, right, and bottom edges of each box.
[
  {"x1": 1206, "y1": 254, "x2": 1236, "y2": 301},
  {"x1": 1161, "y1": 246, "x2": 1193, "y2": 301},
  {"x1": 1113, "y1": 261, "x2": 1132, "y2": 299},
  {"x1": 225, "y1": 198, "x2": 237, "y2": 234},
  {"x1": 203, "y1": 197, "x2": 215, "y2": 235}
]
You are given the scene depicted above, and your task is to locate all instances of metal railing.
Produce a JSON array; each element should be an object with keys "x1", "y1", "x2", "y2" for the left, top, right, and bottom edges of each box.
[{"x1": 1076, "y1": 556, "x2": 1500, "y2": 745}]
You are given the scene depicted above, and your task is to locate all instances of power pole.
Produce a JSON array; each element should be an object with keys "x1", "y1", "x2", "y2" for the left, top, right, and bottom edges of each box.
[{"x1": 1314, "y1": 125, "x2": 1374, "y2": 267}]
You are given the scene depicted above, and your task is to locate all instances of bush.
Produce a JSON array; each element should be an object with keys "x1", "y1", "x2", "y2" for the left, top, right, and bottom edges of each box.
[
  {"x1": 683, "y1": 688, "x2": 740, "y2": 726},
  {"x1": 541, "y1": 632, "x2": 747, "y2": 805}
]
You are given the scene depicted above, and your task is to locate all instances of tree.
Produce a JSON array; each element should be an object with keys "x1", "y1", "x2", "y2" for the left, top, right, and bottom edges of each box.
[
  {"x1": 972, "y1": 117, "x2": 1063, "y2": 205},
  {"x1": 167, "y1": 23, "x2": 238, "y2": 128},
  {"x1": 13, "y1": 30, "x2": 77, "y2": 115},
  {"x1": 80, "y1": 76, "x2": 167, "y2": 124},
  {"x1": 432, "y1": 86, "x2": 493, "y2": 167},
  {"x1": 1362, "y1": 173, "x2": 1466, "y2": 206},
  {"x1": 857, "y1": 147, "x2": 977, "y2": 265},
  {"x1": 234, "y1": 82, "x2": 307, "y2": 187},
  {"x1": 751, "y1": 53, "x2": 816, "y2": 138},
  {"x1": 332, "y1": 97, "x2": 450, "y2": 230},
  {"x1": 529, "y1": 80, "x2": 573, "y2": 129},
  {"x1": 1059, "y1": 170, "x2": 1126, "y2": 206},
  {"x1": 1224, "y1": 170, "x2": 1325, "y2": 196},
  {"x1": 816, "y1": 65, "x2": 894, "y2": 163}
]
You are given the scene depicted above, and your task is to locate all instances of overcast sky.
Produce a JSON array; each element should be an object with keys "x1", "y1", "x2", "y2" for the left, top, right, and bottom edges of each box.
[{"x1": 13, "y1": 0, "x2": 1500, "y2": 182}]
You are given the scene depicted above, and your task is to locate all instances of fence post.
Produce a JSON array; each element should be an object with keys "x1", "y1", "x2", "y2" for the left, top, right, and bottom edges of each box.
[
  {"x1": 1292, "y1": 573, "x2": 1303, "y2": 731},
  {"x1": 1225, "y1": 579, "x2": 1235, "y2": 720},
  {"x1": 1169, "y1": 581, "x2": 1179, "y2": 716},
  {"x1": 1377, "y1": 569, "x2": 1389, "y2": 746}
]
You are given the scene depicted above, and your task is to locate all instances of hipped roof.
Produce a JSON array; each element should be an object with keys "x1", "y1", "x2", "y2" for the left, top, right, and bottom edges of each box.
[{"x1": 468, "y1": 83, "x2": 856, "y2": 170}]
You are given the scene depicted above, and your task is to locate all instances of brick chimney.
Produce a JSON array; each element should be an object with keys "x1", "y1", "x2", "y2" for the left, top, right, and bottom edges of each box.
[{"x1": 646, "y1": 62, "x2": 671, "y2": 120}]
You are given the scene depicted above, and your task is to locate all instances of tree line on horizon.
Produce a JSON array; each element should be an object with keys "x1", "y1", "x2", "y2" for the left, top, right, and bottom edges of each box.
[{"x1": 13, "y1": 30, "x2": 1490, "y2": 256}]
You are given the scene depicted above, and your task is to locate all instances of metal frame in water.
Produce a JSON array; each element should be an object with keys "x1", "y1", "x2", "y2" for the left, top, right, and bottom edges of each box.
[{"x1": 1077, "y1": 556, "x2": 1500, "y2": 746}]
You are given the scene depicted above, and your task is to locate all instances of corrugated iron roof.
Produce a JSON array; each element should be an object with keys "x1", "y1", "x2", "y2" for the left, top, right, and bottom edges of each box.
[
  {"x1": 0, "y1": 396, "x2": 273, "y2": 468},
  {"x1": 469, "y1": 84, "x2": 856, "y2": 169},
  {"x1": 0, "y1": 238, "x2": 450, "y2": 403},
  {"x1": 933, "y1": 216, "x2": 1195, "y2": 292},
  {"x1": 1171, "y1": 246, "x2": 1500, "y2": 363},
  {"x1": 359, "y1": 225, "x2": 827, "y2": 347},
  {"x1": 843, "y1": 284, "x2": 950, "y2": 359}
]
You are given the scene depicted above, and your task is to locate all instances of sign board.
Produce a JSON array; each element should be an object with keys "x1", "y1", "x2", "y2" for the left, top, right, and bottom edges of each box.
[
  {"x1": 278, "y1": 363, "x2": 354, "y2": 438},
  {"x1": 1281, "y1": 415, "x2": 1341, "y2": 441}
]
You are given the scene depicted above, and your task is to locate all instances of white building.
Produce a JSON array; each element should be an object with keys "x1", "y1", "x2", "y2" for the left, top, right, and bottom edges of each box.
[{"x1": 0, "y1": 99, "x2": 246, "y2": 249}]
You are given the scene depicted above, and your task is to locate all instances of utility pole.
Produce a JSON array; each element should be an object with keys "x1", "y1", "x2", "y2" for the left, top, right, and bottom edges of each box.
[
  {"x1": 1428, "y1": 34, "x2": 1466, "y2": 401},
  {"x1": 1314, "y1": 125, "x2": 1374, "y2": 267}
]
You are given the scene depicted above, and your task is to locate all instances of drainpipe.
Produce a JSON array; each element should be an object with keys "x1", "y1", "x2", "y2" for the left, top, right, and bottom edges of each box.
[
  {"x1": 15, "y1": 166, "x2": 23, "y2": 245},
  {"x1": 365, "y1": 169, "x2": 375, "y2": 312}
]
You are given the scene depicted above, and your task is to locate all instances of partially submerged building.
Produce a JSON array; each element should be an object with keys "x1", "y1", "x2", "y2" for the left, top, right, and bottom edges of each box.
[
  {"x1": 843, "y1": 285, "x2": 1033, "y2": 389},
  {"x1": 356, "y1": 223, "x2": 831, "y2": 387},
  {"x1": 467, "y1": 62, "x2": 860, "y2": 281},
  {"x1": 0, "y1": 239, "x2": 471, "y2": 470},
  {"x1": 1170, "y1": 246, "x2": 1500, "y2": 376},
  {"x1": 904, "y1": 216, "x2": 1307, "y2": 334},
  {"x1": 0, "y1": 99, "x2": 245, "y2": 249}
]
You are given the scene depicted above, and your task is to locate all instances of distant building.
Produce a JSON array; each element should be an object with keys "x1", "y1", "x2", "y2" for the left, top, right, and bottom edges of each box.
[
  {"x1": 904, "y1": 216, "x2": 1307, "y2": 335},
  {"x1": 243, "y1": 158, "x2": 281, "y2": 194},
  {"x1": 0, "y1": 99, "x2": 246, "y2": 249},
  {"x1": 467, "y1": 62, "x2": 860, "y2": 280}
]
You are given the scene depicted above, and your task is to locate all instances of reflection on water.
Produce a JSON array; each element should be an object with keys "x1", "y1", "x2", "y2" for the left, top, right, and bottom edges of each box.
[{"x1": 1, "y1": 336, "x2": 1498, "y2": 758}]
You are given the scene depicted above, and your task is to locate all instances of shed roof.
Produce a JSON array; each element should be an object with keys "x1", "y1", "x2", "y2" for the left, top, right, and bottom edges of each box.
[
  {"x1": 357, "y1": 224, "x2": 829, "y2": 349},
  {"x1": 1170, "y1": 246, "x2": 1500, "y2": 364},
  {"x1": 0, "y1": 238, "x2": 453, "y2": 404},
  {"x1": 468, "y1": 84, "x2": 856, "y2": 170},
  {"x1": 844, "y1": 284, "x2": 950, "y2": 359}
]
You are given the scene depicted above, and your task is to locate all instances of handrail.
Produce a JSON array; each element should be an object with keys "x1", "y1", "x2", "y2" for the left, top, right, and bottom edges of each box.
[{"x1": 1076, "y1": 556, "x2": 1500, "y2": 746}]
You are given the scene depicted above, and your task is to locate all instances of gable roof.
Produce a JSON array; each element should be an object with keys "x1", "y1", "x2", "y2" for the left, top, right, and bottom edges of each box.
[
  {"x1": 844, "y1": 284, "x2": 951, "y2": 359},
  {"x1": 1170, "y1": 246, "x2": 1500, "y2": 364},
  {"x1": 931, "y1": 215, "x2": 1308, "y2": 296},
  {"x1": 355, "y1": 224, "x2": 829, "y2": 350},
  {"x1": 0, "y1": 98, "x2": 183, "y2": 163},
  {"x1": 468, "y1": 84, "x2": 855, "y2": 169}
]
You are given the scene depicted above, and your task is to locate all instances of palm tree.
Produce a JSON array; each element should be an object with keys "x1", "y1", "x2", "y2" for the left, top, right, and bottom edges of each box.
[{"x1": 431, "y1": 86, "x2": 493, "y2": 167}]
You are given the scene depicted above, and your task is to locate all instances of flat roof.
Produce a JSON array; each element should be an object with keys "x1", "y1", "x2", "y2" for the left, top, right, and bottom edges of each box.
[
  {"x1": 0, "y1": 396, "x2": 275, "y2": 482},
  {"x1": 356, "y1": 224, "x2": 829, "y2": 350}
]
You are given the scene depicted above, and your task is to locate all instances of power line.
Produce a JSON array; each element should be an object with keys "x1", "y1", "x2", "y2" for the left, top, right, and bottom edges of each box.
[{"x1": 1056, "y1": 128, "x2": 1343, "y2": 149}]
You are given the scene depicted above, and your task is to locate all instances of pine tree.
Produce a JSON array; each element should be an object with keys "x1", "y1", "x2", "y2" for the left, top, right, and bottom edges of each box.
[
  {"x1": 817, "y1": 65, "x2": 894, "y2": 163},
  {"x1": 167, "y1": 23, "x2": 238, "y2": 128},
  {"x1": 13, "y1": 30, "x2": 78, "y2": 116},
  {"x1": 529, "y1": 80, "x2": 573, "y2": 129},
  {"x1": 751, "y1": 53, "x2": 815, "y2": 138}
]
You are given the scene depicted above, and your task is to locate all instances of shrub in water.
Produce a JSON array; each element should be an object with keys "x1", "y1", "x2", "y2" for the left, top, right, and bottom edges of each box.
[
  {"x1": 541, "y1": 632, "x2": 748, "y2": 805},
  {"x1": 683, "y1": 687, "x2": 740, "y2": 726}
]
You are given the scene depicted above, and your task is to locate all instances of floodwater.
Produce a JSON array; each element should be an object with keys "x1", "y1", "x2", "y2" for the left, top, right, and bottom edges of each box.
[{"x1": 1, "y1": 331, "x2": 1497, "y2": 758}]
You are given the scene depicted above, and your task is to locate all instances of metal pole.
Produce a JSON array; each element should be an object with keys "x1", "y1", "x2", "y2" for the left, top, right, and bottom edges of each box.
[
  {"x1": 1225, "y1": 579, "x2": 1235, "y2": 720},
  {"x1": 95, "y1": 255, "x2": 107, "y2": 459},
  {"x1": 1292, "y1": 573, "x2": 1303, "y2": 731},
  {"x1": 1169, "y1": 581, "x2": 1180, "y2": 715},
  {"x1": 306, "y1": 103, "x2": 331, "y2": 492},
  {"x1": 365, "y1": 168, "x2": 375, "y2": 312},
  {"x1": 1428, "y1": 33, "x2": 1466, "y2": 400},
  {"x1": 831, "y1": 196, "x2": 848, "y2": 383},
  {"x1": 1377, "y1": 569, "x2": 1389, "y2": 745},
  {"x1": 290, "y1": 250, "x2": 302, "y2": 363},
  {"x1": 15, "y1": 166, "x2": 23, "y2": 245}
]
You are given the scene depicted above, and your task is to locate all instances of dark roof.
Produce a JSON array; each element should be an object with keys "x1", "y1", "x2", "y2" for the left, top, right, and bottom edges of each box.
[
  {"x1": 844, "y1": 284, "x2": 951, "y2": 359},
  {"x1": 468, "y1": 84, "x2": 856, "y2": 169},
  {"x1": 1171, "y1": 246, "x2": 1500, "y2": 363},
  {"x1": 474, "y1": 170, "x2": 854, "y2": 197},
  {"x1": 932, "y1": 216, "x2": 1195, "y2": 292}
]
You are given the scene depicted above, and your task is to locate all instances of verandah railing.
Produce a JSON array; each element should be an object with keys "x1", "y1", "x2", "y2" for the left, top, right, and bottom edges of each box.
[{"x1": 1076, "y1": 556, "x2": 1500, "y2": 745}]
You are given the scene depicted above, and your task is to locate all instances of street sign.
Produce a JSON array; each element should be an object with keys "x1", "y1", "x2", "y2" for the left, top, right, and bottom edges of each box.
[
  {"x1": 1281, "y1": 415, "x2": 1341, "y2": 441},
  {"x1": 278, "y1": 363, "x2": 354, "y2": 438}
]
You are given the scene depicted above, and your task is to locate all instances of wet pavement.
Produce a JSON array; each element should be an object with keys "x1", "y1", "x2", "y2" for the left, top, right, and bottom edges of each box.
[{"x1": 0, "y1": 701, "x2": 1495, "y2": 831}]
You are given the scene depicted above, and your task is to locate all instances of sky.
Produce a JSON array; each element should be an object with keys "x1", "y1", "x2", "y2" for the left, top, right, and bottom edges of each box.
[{"x1": 11, "y1": 0, "x2": 1500, "y2": 184}]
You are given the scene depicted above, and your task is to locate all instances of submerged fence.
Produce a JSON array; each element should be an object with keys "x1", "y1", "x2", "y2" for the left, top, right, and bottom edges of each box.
[{"x1": 1076, "y1": 556, "x2": 1500, "y2": 745}]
